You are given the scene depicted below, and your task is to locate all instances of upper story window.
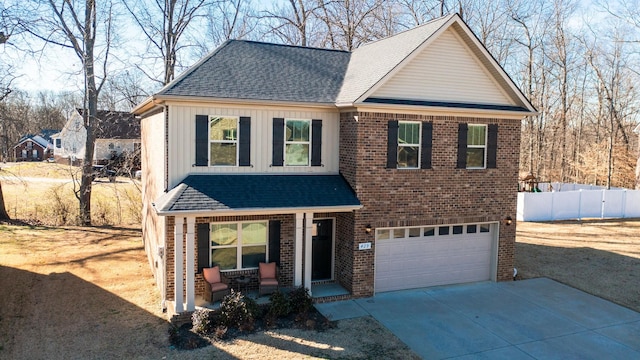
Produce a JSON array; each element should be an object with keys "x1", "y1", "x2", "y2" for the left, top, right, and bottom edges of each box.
[
  {"x1": 272, "y1": 118, "x2": 322, "y2": 167},
  {"x1": 209, "y1": 116, "x2": 238, "y2": 166},
  {"x1": 397, "y1": 121, "x2": 421, "y2": 169},
  {"x1": 386, "y1": 120, "x2": 432, "y2": 170},
  {"x1": 285, "y1": 119, "x2": 310, "y2": 166},
  {"x1": 466, "y1": 124, "x2": 487, "y2": 168},
  {"x1": 457, "y1": 123, "x2": 498, "y2": 169},
  {"x1": 195, "y1": 114, "x2": 251, "y2": 167}
]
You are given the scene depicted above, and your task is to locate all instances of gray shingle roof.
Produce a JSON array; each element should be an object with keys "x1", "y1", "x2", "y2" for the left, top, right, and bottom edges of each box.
[
  {"x1": 158, "y1": 41, "x2": 351, "y2": 103},
  {"x1": 155, "y1": 174, "x2": 361, "y2": 214},
  {"x1": 77, "y1": 109, "x2": 140, "y2": 139}
]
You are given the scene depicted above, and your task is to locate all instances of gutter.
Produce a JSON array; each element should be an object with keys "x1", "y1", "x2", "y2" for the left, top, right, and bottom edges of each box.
[{"x1": 152, "y1": 204, "x2": 363, "y2": 217}]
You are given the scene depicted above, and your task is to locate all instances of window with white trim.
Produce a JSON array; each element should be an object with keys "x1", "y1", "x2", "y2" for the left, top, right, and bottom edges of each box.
[
  {"x1": 397, "y1": 121, "x2": 421, "y2": 169},
  {"x1": 209, "y1": 116, "x2": 238, "y2": 166},
  {"x1": 210, "y1": 221, "x2": 267, "y2": 270},
  {"x1": 285, "y1": 119, "x2": 310, "y2": 166},
  {"x1": 467, "y1": 124, "x2": 487, "y2": 168}
]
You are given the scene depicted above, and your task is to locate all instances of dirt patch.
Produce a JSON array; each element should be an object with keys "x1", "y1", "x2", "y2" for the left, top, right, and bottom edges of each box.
[
  {"x1": 516, "y1": 219, "x2": 640, "y2": 312},
  {"x1": 0, "y1": 223, "x2": 419, "y2": 359}
]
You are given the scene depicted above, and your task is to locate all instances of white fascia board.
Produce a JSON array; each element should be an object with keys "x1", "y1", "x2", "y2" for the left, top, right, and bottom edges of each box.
[
  {"x1": 154, "y1": 204, "x2": 363, "y2": 217},
  {"x1": 351, "y1": 102, "x2": 537, "y2": 119}
]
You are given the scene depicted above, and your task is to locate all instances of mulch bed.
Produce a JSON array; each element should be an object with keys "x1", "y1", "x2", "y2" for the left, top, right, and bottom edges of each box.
[{"x1": 169, "y1": 305, "x2": 335, "y2": 351}]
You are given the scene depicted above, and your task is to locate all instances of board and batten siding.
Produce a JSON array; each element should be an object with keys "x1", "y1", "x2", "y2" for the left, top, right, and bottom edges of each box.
[
  {"x1": 167, "y1": 104, "x2": 340, "y2": 188},
  {"x1": 141, "y1": 110, "x2": 167, "y2": 291},
  {"x1": 372, "y1": 28, "x2": 512, "y2": 106}
]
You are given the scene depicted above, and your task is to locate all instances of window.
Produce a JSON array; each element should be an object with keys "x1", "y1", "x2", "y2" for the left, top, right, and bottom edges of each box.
[
  {"x1": 452, "y1": 225, "x2": 463, "y2": 234},
  {"x1": 397, "y1": 121, "x2": 421, "y2": 168},
  {"x1": 377, "y1": 229, "x2": 390, "y2": 240},
  {"x1": 480, "y1": 224, "x2": 490, "y2": 233},
  {"x1": 439, "y1": 226, "x2": 450, "y2": 236},
  {"x1": 408, "y1": 228, "x2": 421, "y2": 237},
  {"x1": 467, "y1": 124, "x2": 487, "y2": 168},
  {"x1": 467, "y1": 224, "x2": 477, "y2": 233},
  {"x1": 55, "y1": 139, "x2": 61, "y2": 148},
  {"x1": 210, "y1": 221, "x2": 267, "y2": 270},
  {"x1": 423, "y1": 227, "x2": 435, "y2": 236},
  {"x1": 285, "y1": 119, "x2": 310, "y2": 166},
  {"x1": 210, "y1": 116, "x2": 238, "y2": 166},
  {"x1": 387, "y1": 120, "x2": 432, "y2": 169}
]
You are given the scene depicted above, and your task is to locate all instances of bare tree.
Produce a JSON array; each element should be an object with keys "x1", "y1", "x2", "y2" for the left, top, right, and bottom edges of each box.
[
  {"x1": 18, "y1": 0, "x2": 116, "y2": 225},
  {"x1": 317, "y1": 0, "x2": 386, "y2": 51},
  {"x1": 261, "y1": 0, "x2": 322, "y2": 47},
  {"x1": 122, "y1": 0, "x2": 211, "y2": 86}
]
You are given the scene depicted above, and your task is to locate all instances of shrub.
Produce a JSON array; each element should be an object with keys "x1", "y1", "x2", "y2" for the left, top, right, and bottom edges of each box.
[
  {"x1": 289, "y1": 286, "x2": 313, "y2": 315},
  {"x1": 267, "y1": 290, "x2": 291, "y2": 318},
  {"x1": 191, "y1": 308, "x2": 214, "y2": 335},
  {"x1": 219, "y1": 289, "x2": 256, "y2": 330}
]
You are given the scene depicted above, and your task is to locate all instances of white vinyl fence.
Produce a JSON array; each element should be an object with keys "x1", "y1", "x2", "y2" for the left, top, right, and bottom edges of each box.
[{"x1": 517, "y1": 184, "x2": 640, "y2": 221}]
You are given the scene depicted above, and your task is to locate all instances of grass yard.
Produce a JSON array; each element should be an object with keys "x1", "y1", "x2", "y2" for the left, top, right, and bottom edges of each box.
[
  {"x1": 516, "y1": 219, "x2": 640, "y2": 312},
  {"x1": 1, "y1": 162, "x2": 141, "y2": 225}
]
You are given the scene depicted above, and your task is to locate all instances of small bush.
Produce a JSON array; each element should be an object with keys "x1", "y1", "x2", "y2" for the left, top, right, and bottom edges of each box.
[
  {"x1": 289, "y1": 287, "x2": 313, "y2": 315},
  {"x1": 267, "y1": 290, "x2": 291, "y2": 318},
  {"x1": 219, "y1": 290, "x2": 256, "y2": 330},
  {"x1": 191, "y1": 309, "x2": 214, "y2": 335}
]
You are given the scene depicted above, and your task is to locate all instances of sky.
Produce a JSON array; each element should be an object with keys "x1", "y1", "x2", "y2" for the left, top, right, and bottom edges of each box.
[{"x1": 0, "y1": 0, "x2": 617, "y2": 96}]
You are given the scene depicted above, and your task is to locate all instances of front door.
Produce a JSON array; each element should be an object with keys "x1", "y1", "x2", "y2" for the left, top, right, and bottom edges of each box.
[{"x1": 312, "y1": 219, "x2": 333, "y2": 281}]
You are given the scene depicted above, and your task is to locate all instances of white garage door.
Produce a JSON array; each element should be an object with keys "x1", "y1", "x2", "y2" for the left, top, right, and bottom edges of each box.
[{"x1": 375, "y1": 223, "x2": 494, "y2": 293}]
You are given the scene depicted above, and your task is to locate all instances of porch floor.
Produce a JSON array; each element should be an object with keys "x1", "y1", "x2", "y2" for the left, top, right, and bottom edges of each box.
[{"x1": 195, "y1": 282, "x2": 351, "y2": 310}]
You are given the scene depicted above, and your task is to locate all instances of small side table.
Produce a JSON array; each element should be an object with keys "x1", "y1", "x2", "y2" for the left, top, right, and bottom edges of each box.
[{"x1": 235, "y1": 275, "x2": 250, "y2": 293}]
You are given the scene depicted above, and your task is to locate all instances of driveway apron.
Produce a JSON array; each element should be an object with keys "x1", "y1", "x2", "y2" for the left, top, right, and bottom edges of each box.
[{"x1": 316, "y1": 278, "x2": 640, "y2": 359}]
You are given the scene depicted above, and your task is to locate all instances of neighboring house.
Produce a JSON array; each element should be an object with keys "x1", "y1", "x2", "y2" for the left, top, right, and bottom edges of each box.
[
  {"x1": 133, "y1": 13, "x2": 536, "y2": 319},
  {"x1": 51, "y1": 109, "x2": 140, "y2": 164},
  {"x1": 12, "y1": 134, "x2": 51, "y2": 161}
]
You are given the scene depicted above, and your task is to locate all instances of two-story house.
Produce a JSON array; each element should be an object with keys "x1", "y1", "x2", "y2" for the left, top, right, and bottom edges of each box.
[{"x1": 133, "y1": 13, "x2": 536, "y2": 319}]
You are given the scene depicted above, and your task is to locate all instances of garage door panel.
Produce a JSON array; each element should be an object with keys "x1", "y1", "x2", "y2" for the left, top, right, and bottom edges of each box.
[{"x1": 375, "y1": 224, "x2": 494, "y2": 292}]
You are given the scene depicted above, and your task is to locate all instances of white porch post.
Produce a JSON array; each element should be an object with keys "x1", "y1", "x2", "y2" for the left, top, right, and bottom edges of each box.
[
  {"x1": 304, "y1": 212, "x2": 313, "y2": 294},
  {"x1": 185, "y1": 217, "x2": 196, "y2": 311},
  {"x1": 174, "y1": 217, "x2": 184, "y2": 313},
  {"x1": 294, "y1": 213, "x2": 304, "y2": 287}
]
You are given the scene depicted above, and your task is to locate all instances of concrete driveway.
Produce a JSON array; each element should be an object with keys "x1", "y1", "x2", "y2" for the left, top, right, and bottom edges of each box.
[{"x1": 316, "y1": 278, "x2": 640, "y2": 359}]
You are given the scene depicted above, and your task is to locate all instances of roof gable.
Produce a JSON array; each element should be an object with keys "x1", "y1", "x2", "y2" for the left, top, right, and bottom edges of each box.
[{"x1": 370, "y1": 27, "x2": 512, "y2": 105}]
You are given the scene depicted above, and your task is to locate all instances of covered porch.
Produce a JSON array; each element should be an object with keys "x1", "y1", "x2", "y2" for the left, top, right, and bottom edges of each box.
[{"x1": 154, "y1": 174, "x2": 361, "y2": 314}]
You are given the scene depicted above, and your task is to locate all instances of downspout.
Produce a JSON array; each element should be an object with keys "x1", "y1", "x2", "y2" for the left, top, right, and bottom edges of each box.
[{"x1": 161, "y1": 104, "x2": 169, "y2": 312}]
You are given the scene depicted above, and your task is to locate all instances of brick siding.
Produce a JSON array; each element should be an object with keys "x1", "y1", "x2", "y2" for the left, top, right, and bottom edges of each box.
[{"x1": 340, "y1": 111, "x2": 521, "y2": 297}]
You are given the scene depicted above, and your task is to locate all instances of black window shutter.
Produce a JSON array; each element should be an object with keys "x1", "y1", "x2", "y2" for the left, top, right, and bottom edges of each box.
[
  {"x1": 311, "y1": 119, "x2": 322, "y2": 166},
  {"x1": 386, "y1": 120, "x2": 399, "y2": 169},
  {"x1": 268, "y1": 220, "x2": 281, "y2": 266},
  {"x1": 421, "y1": 122, "x2": 433, "y2": 169},
  {"x1": 195, "y1": 115, "x2": 209, "y2": 166},
  {"x1": 487, "y1": 124, "x2": 498, "y2": 169},
  {"x1": 239, "y1": 116, "x2": 251, "y2": 166},
  {"x1": 197, "y1": 223, "x2": 210, "y2": 273},
  {"x1": 456, "y1": 123, "x2": 468, "y2": 169},
  {"x1": 272, "y1": 118, "x2": 284, "y2": 166}
]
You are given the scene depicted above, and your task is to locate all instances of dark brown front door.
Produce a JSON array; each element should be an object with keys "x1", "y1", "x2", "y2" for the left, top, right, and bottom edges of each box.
[{"x1": 312, "y1": 219, "x2": 333, "y2": 281}]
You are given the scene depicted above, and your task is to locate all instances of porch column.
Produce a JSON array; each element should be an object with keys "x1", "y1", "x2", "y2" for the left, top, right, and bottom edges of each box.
[
  {"x1": 294, "y1": 213, "x2": 304, "y2": 287},
  {"x1": 304, "y1": 212, "x2": 313, "y2": 294},
  {"x1": 174, "y1": 217, "x2": 184, "y2": 313},
  {"x1": 185, "y1": 217, "x2": 196, "y2": 312}
]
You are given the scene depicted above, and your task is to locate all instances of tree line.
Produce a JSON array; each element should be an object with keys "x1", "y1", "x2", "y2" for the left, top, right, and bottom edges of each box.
[{"x1": 1, "y1": 0, "x2": 639, "y2": 224}]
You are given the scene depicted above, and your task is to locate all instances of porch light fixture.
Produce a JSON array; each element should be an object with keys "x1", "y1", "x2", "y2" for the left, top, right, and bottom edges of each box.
[
  {"x1": 365, "y1": 224, "x2": 372, "y2": 234},
  {"x1": 504, "y1": 216, "x2": 513, "y2": 226}
]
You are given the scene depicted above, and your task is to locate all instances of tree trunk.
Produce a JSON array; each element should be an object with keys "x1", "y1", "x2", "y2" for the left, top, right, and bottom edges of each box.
[{"x1": 0, "y1": 181, "x2": 9, "y2": 220}]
